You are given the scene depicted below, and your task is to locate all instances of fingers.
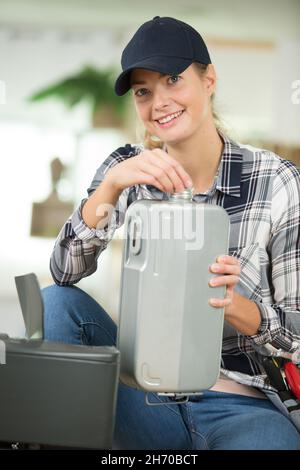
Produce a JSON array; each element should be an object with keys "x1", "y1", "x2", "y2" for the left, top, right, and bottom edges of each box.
[
  {"x1": 209, "y1": 297, "x2": 232, "y2": 308},
  {"x1": 136, "y1": 170, "x2": 166, "y2": 192},
  {"x1": 210, "y1": 257, "x2": 241, "y2": 276},
  {"x1": 111, "y1": 147, "x2": 192, "y2": 194},
  {"x1": 209, "y1": 255, "x2": 240, "y2": 309},
  {"x1": 210, "y1": 284, "x2": 234, "y2": 308},
  {"x1": 150, "y1": 149, "x2": 193, "y2": 190},
  {"x1": 209, "y1": 274, "x2": 240, "y2": 287},
  {"x1": 137, "y1": 160, "x2": 179, "y2": 193},
  {"x1": 147, "y1": 156, "x2": 186, "y2": 192},
  {"x1": 209, "y1": 255, "x2": 240, "y2": 287},
  {"x1": 215, "y1": 254, "x2": 240, "y2": 265}
]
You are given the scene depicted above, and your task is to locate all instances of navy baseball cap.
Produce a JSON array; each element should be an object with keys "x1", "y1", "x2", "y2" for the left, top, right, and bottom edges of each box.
[{"x1": 115, "y1": 16, "x2": 211, "y2": 96}]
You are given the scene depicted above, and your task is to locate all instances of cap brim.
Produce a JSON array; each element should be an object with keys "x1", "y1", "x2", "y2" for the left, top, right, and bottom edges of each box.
[{"x1": 114, "y1": 56, "x2": 193, "y2": 96}]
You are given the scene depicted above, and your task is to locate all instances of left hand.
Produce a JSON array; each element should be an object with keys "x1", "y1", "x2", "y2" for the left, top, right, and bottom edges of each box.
[{"x1": 209, "y1": 255, "x2": 241, "y2": 309}]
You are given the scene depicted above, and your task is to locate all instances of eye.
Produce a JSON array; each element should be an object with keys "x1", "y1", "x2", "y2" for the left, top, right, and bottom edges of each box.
[
  {"x1": 133, "y1": 75, "x2": 181, "y2": 97},
  {"x1": 134, "y1": 88, "x2": 149, "y2": 97},
  {"x1": 168, "y1": 75, "x2": 181, "y2": 84}
]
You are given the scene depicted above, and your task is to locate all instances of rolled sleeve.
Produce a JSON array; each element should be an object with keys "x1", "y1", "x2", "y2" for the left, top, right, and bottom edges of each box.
[
  {"x1": 248, "y1": 302, "x2": 282, "y2": 346},
  {"x1": 71, "y1": 199, "x2": 114, "y2": 244}
]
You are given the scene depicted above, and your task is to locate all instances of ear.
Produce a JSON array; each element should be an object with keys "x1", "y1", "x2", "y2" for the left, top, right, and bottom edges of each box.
[{"x1": 203, "y1": 64, "x2": 217, "y2": 96}]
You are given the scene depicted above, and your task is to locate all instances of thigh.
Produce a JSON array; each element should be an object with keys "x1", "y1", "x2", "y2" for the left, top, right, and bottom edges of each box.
[
  {"x1": 211, "y1": 407, "x2": 300, "y2": 450},
  {"x1": 187, "y1": 392, "x2": 300, "y2": 450},
  {"x1": 114, "y1": 384, "x2": 193, "y2": 450}
]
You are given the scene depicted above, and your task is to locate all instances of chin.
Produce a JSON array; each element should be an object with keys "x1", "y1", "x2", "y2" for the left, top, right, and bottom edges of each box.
[{"x1": 162, "y1": 131, "x2": 191, "y2": 146}]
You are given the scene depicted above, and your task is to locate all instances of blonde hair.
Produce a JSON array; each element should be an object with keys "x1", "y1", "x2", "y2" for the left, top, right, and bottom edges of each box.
[{"x1": 136, "y1": 62, "x2": 226, "y2": 150}]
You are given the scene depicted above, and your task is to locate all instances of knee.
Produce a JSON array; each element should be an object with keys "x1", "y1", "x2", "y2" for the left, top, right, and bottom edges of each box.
[
  {"x1": 42, "y1": 284, "x2": 79, "y2": 321},
  {"x1": 41, "y1": 284, "x2": 117, "y2": 346},
  {"x1": 41, "y1": 284, "x2": 87, "y2": 343},
  {"x1": 42, "y1": 284, "x2": 79, "y2": 307}
]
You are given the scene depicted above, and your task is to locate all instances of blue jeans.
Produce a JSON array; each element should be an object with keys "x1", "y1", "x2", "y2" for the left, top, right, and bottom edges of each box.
[{"x1": 42, "y1": 284, "x2": 300, "y2": 450}]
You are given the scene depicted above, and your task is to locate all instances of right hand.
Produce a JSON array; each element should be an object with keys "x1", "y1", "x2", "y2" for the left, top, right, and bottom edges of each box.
[{"x1": 105, "y1": 148, "x2": 193, "y2": 194}]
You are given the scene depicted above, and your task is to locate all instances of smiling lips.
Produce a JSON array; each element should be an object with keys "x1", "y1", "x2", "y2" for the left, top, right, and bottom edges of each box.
[{"x1": 155, "y1": 110, "x2": 185, "y2": 128}]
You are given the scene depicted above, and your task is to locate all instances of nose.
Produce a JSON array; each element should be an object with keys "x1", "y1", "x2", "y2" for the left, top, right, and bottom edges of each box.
[{"x1": 152, "y1": 87, "x2": 171, "y2": 112}]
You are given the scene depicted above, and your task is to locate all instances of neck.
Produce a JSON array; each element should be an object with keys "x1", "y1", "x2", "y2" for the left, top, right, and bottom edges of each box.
[{"x1": 165, "y1": 120, "x2": 224, "y2": 194}]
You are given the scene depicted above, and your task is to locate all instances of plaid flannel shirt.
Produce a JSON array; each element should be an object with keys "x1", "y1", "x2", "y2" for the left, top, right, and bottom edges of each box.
[{"x1": 50, "y1": 132, "x2": 300, "y2": 393}]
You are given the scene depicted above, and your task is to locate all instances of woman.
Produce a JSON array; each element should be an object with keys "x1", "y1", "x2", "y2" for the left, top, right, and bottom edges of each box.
[{"x1": 43, "y1": 16, "x2": 300, "y2": 449}]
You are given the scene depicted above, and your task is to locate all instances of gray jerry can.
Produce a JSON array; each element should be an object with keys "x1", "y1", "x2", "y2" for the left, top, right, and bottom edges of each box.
[{"x1": 117, "y1": 188, "x2": 230, "y2": 396}]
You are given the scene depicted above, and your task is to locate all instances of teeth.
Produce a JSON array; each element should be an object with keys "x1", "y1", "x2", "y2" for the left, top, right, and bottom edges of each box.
[{"x1": 158, "y1": 110, "x2": 183, "y2": 124}]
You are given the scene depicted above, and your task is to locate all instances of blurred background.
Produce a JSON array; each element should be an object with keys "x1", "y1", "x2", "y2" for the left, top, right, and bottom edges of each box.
[{"x1": 0, "y1": 0, "x2": 300, "y2": 336}]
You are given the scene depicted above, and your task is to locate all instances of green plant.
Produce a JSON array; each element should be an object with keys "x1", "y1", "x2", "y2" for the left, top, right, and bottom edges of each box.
[{"x1": 28, "y1": 65, "x2": 129, "y2": 126}]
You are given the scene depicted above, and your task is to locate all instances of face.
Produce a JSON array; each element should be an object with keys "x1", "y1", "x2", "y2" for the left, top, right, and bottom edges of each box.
[{"x1": 130, "y1": 63, "x2": 216, "y2": 145}]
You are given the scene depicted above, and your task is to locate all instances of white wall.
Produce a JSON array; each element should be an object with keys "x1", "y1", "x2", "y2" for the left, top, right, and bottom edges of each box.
[{"x1": 272, "y1": 40, "x2": 300, "y2": 145}]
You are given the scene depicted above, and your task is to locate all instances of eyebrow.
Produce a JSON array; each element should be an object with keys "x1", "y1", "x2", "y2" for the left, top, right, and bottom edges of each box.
[{"x1": 130, "y1": 72, "x2": 167, "y2": 87}]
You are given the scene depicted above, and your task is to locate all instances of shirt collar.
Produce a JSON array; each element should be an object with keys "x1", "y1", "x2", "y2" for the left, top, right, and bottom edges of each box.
[{"x1": 215, "y1": 131, "x2": 243, "y2": 198}]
